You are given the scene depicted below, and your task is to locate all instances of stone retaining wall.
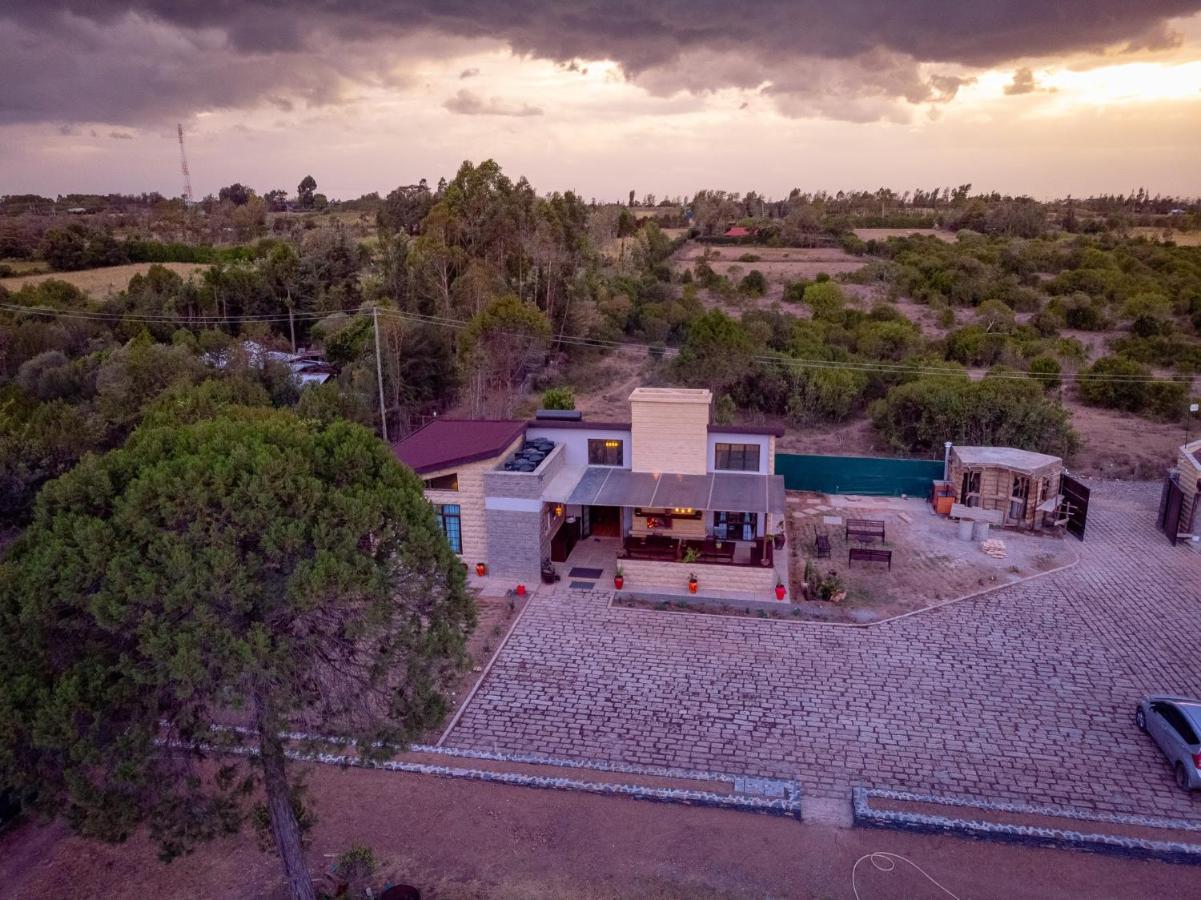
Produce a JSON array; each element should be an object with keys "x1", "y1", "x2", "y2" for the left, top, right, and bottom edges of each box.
[{"x1": 620, "y1": 557, "x2": 777, "y2": 598}]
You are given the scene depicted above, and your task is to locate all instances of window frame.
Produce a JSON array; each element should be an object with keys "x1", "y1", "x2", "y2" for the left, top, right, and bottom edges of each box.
[
  {"x1": 714, "y1": 442, "x2": 761, "y2": 473},
  {"x1": 435, "y1": 503, "x2": 462, "y2": 553},
  {"x1": 587, "y1": 438, "x2": 624, "y2": 467},
  {"x1": 712, "y1": 510, "x2": 758, "y2": 541},
  {"x1": 423, "y1": 472, "x2": 459, "y2": 492}
]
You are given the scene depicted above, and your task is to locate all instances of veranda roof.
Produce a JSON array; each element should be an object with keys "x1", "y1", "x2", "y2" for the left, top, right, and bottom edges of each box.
[{"x1": 543, "y1": 466, "x2": 786, "y2": 514}]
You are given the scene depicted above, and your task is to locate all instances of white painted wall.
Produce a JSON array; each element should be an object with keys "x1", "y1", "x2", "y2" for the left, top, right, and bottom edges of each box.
[{"x1": 526, "y1": 426, "x2": 632, "y2": 468}]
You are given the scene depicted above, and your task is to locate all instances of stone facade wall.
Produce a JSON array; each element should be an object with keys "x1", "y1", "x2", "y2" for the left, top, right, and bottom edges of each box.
[
  {"x1": 484, "y1": 444, "x2": 565, "y2": 500},
  {"x1": 619, "y1": 558, "x2": 777, "y2": 598},
  {"x1": 485, "y1": 508, "x2": 544, "y2": 582},
  {"x1": 420, "y1": 433, "x2": 523, "y2": 565}
]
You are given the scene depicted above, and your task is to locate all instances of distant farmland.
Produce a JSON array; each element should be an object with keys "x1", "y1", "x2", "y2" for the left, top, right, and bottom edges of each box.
[{"x1": 0, "y1": 262, "x2": 210, "y2": 299}]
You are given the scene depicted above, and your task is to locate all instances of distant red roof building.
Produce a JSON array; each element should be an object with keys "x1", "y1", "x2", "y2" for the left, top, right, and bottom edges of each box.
[
  {"x1": 723, "y1": 226, "x2": 751, "y2": 238},
  {"x1": 392, "y1": 419, "x2": 525, "y2": 474}
]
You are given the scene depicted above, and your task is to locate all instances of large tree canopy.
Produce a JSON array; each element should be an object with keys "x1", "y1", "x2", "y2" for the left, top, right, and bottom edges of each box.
[{"x1": 0, "y1": 410, "x2": 474, "y2": 900}]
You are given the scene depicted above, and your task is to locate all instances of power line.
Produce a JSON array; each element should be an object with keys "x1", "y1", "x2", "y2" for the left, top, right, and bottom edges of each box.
[
  {"x1": 373, "y1": 307, "x2": 1198, "y2": 386},
  {"x1": 3, "y1": 301, "x2": 1196, "y2": 387}
]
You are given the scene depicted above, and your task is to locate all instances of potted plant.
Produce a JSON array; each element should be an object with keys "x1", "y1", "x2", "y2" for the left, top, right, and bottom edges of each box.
[
  {"x1": 515, "y1": 583, "x2": 527, "y2": 597},
  {"x1": 475, "y1": 562, "x2": 487, "y2": 577},
  {"x1": 688, "y1": 572, "x2": 698, "y2": 594},
  {"x1": 682, "y1": 546, "x2": 700, "y2": 564},
  {"x1": 819, "y1": 571, "x2": 846, "y2": 604},
  {"x1": 775, "y1": 581, "x2": 787, "y2": 601},
  {"x1": 614, "y1": 566, "x2": 624, "y2": 590}
]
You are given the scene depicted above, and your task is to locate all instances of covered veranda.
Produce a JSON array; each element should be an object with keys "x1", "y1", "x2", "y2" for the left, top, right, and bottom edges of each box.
[{"x1": 542, "y1": 466, "x2": 790, "y2": 599}]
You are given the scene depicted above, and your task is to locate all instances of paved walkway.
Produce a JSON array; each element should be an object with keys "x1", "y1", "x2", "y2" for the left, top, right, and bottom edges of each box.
[{"x1": 447, "y1": 482, "x2": 1201, "y2": 819}]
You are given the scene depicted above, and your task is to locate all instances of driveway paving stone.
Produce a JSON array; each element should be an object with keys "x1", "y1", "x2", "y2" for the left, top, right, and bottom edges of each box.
[{"x1": 447, "y1": 482, "x2": 1201, "y2": 819}]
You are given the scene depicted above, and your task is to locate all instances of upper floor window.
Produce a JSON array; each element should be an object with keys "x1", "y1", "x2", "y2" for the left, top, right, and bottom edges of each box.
[
  {"x1": 588, "y1": 438, "x2": 624, "y2": 466},
  {"x1": 423, "y1": 473, "x2": 459, "y2": 491},
  {"x1": 714, "y1": 442, "x2": 761, "y2": 472}
]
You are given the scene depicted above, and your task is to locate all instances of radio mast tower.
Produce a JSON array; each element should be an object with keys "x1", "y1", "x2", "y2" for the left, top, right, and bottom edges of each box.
[{"x1": 176, "y1": 123, "x2": 194, "y2": 203}]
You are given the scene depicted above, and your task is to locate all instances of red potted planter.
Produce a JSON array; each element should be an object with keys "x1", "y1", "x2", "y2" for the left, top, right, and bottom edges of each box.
[
  {"x1": 614, "y1": 567, "x2": 624, "y2": 590},
  {"x1": 475, "y1": 562, "x2": 487, "y2": 577},
  {"x1": 688, "y1": 574, "x2": 698, "y2": 594},
  {"x1": 775, "y1": 582, "x2": 787, "y2": 601},
  {"x1": 515, "y1": 583, "x2": 526, "y2": 597}
]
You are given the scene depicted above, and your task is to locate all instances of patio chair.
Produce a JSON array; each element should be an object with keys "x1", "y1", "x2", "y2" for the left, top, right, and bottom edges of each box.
[{"x1": 813, "y1": 525, "x2": 831, "y2": 559}]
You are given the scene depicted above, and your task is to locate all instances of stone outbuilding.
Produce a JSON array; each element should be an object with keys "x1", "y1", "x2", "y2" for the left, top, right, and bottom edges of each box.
[{"x1": 947, "y1": 445, "x2": 1065, "y2": 530}]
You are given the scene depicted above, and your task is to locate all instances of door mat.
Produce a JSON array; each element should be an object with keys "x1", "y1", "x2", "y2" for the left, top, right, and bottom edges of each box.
[
  {"x1": 569, "y1": 567, "x2": 603, "y2": 579},
  {"x1": 569, "y1": 581, "x2": 596, "y2": 590}
]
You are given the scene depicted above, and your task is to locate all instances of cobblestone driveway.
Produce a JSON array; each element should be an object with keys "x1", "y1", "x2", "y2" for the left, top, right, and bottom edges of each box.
[{"x1": 448, "y1": 482, "x2": 1201, "y2": 819}]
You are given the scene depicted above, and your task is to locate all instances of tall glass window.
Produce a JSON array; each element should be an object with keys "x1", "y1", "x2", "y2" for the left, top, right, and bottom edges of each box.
[
  {"x1": 436, "y1": 504, "x2": 462, "y2": 553},
  {"x1": 712, "y1": 511, "x2": 758, "y2": 541},
  {"x1": 714, "y1": 443, "x2": 761, "y2": 472}
]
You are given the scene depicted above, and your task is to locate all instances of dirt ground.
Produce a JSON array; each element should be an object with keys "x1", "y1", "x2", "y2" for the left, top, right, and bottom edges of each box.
[
  {"x1": 0, "y1": 262, "x2": 210, "y2": 299},
  {"x1": 2, "y1": 765, "x2": 1194, "y2": 900},
  {"x1": 549, "y1": 347, "x2": 657, "y2": 422},
  {"x1": 671, "y1": 241, "x2": 868, "y2": 311},
  {"x1": 784, "y1": 493, "x2": 1076, "y2": 623},
  {"x1": 1063, "y1": 399, "x2": 1193, "y2": 479}
]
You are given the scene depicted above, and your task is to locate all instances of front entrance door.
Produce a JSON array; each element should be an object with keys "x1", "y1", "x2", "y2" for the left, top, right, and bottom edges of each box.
[{"x1": 588, "y1": 505, "x2": 621, "y2": 537}]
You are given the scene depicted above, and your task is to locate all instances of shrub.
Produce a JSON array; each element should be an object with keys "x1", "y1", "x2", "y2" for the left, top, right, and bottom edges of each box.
[
  {"x1": 738, "y1": 269, "x2": 768, "y2": 297},
  {"x1": 737, "y1": 253, "x2": 761, "y2": 263},
  {"x1": 1027, "y1": 355, "x2": 1062, "y2": 391},
  {"x1": 782, "y1": 280, "x2": 809, "y2": 303},
  {"x1": 1077, "y1": 355, "x2": 1188, "y2": 419},
  {"x1": 803, "y1": 281, "x2": 845, "y2": 321},
  {"x1": 713, "y1": 393, "x2": 736, "y2": 425},
  {"x1": 540, "y1": 386, "x2": 575, "y2": 410},
  {"x1": 871, "y1": 375, "x2": 1076, "y2": 457}
]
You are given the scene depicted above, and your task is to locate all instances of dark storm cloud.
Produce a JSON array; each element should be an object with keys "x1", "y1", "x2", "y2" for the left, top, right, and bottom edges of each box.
[{"x1": 1, "y1": 1, "x2": 1197, "y2": 124}]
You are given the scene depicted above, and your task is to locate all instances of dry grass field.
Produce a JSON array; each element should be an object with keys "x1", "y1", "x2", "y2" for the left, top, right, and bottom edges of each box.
[
  {"x1": 0, "y1": 262, "x2": 209, "y2": 299},
  {"x1": 852, "y1": 227, "x2": 957, "y2": 242},
  {"x1": 1127, "y1": 227, "x2": 1201, "y2": 246}
]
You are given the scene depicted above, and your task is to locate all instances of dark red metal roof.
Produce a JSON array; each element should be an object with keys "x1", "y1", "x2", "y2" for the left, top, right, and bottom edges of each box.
[
  {"x1": 392, "y1": 419, "x2": 525, "y2": 474},
  {"x1": 709, "y1": 423, "x2": 785, "y2": 437},
  {"x1": 724, "y1": 226, "x2": 751, "y2": 237}
]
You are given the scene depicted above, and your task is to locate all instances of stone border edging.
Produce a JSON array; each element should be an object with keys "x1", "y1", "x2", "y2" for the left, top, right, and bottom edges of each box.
[
  {"x1": 603, "y1": 552, "x2": 1080, "y2": 629},
  {"x1": 213, "y1": 723, "x2": 797, "y2": 796},
  {"x1": 853, "y1": 786, "x2": 1201, "y2": 865},
  {"x1": 187, "y1": 735, "x2": 804, "y2": 819}
]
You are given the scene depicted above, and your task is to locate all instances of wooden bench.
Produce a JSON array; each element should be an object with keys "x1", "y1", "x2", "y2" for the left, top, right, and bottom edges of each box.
[
  {"x1": 849, "y1": 547, "x2": 892, "y2": 570},
  {"x1": 845, "y1": 518, "x2": 886, "y2": 543}
]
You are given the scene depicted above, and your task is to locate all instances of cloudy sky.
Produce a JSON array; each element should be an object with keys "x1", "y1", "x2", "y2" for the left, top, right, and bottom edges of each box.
[{"x1": 3, "y1": 1, "x2": 1201, "y2": 200}]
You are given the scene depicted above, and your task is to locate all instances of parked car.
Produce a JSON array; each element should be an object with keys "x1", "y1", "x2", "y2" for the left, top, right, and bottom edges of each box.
[{"x1": 1135, "y1": 696, "x2": 1201, "y2": 790}]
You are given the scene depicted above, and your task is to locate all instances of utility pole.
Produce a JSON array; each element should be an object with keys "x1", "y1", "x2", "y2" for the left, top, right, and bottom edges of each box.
[{"x1": 372, "y1": 306, "x2": 389, "y2": 442}]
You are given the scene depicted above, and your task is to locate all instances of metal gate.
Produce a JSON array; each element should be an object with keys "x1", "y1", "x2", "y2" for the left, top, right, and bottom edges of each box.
[
  {"x1": 1157, "y1": 475, "x2": 1185, "y2": 546},
  {"x1": 1061, "y1": 474, "x2": 1090, "y2": 541}
]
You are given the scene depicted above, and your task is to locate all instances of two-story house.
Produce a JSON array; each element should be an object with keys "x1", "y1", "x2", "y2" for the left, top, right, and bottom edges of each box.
[{"x1": 393, "y1": 387, "x2": 788, "y2": 598}]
